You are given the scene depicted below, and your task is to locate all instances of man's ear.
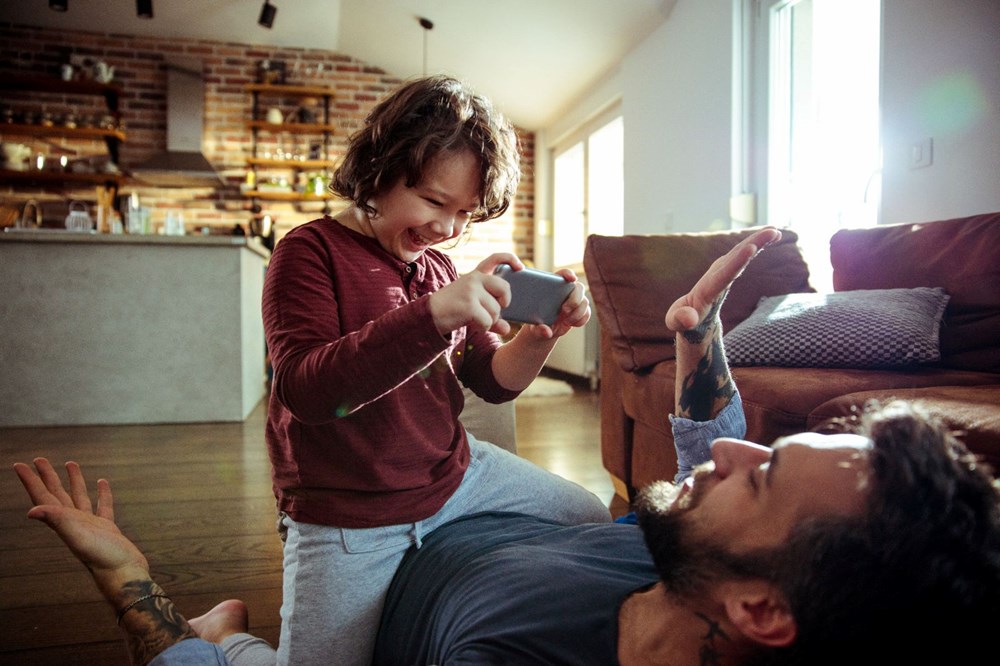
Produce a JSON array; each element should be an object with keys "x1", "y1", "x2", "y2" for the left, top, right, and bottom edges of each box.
[{"x1": 721, "y1": 580, "x2": 797, "y2": 648}]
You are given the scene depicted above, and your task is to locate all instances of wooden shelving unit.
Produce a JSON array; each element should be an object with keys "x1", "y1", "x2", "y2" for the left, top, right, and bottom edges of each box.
[
  {"x1": 0, "y1": 74, "x2": 126, "y2": 195},
  {"x1": 243, "y1": 83, "x2": 336, "y2": 215}
]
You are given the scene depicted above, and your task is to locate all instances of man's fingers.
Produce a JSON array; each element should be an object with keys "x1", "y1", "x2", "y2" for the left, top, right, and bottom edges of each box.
[
  {"x1": 65, "y1": 461, "x2": 95, "y2": 514},
  {"x1": 666, "y1": 228, "x2": 781, "y2": 333},
  {"x1": 14, "y1": 460, "x2": 60, "y2": 507},
  {"x1": 95, "y1": 478, "x2": 115, "y2": 522},
  {"x1": 33, "y1": 457, "x2": 75, "y2": 507}
]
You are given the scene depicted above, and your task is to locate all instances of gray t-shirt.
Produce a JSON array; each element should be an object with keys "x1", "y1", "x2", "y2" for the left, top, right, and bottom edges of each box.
[{"x1": 374, "y1": 512, "x2": 659, "y2": 665}]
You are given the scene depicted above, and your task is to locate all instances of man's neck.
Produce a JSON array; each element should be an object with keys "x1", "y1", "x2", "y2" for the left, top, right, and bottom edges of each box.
[{"x1": 618, "y1": 583, "x2": 753, "y2": 665}]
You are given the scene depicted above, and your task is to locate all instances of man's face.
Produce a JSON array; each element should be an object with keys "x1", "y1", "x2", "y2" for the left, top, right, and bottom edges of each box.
[
  {"x1": 676, "y1": 433, "x2": 872, "y2": 552},
  {"x1": 636, "y1": 432, "x2": 872, "y2": 594}
]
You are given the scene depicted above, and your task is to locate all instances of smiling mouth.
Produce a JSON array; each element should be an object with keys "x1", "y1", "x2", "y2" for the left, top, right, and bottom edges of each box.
[
  {"x1": 410, "y1": 229, "x2": 448, "y2": 247},
  {"x1": 409, "y1": 229, "x2": 438, "y2": 247}
]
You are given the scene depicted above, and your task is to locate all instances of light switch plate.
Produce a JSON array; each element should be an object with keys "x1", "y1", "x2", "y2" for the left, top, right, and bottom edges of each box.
[{"x1": 910, "y1": 137, "x2": 933, "y2": 169}]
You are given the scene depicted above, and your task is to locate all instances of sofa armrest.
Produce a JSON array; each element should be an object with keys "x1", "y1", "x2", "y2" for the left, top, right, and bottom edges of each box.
[
  {"x1": 460, "y1": 387, "x2": 517, "y2": 453},
  {"x1": 585, "y1": 227, "x2": 812, "y2": 372}
]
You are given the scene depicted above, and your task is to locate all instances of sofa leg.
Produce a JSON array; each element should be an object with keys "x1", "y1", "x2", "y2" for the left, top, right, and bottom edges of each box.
[{"x1": 610, "y1": 474, "x2": 632, "y2": 504}]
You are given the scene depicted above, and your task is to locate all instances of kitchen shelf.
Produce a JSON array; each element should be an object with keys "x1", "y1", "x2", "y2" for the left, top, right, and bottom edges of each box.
[
  {"x1": 242, "y1": 190, "x2": 335, "y2": 201},
  {"x1": 245, "y1": 120, "x2": 337, "y2": 134},
  {"x1": 245, "y1": 83, "x2": 333, "y2": 97},
  {"x1": 1, "y1": 123, "x2": 126, "y2": 142},
  {"x1": 0, "y1": 75, "x2": 125, "y2": 204},
  {"x1": 0, "y1": 168, "x2": 125, "y2": 187},
  {"x1": 246, "y1": 157, "x2": 336, "y2": 169},
  {"x1": 2, "y1": 74, "x2": 122, "y2": 112},
  {"x1": 243, "y1": 83, "x2": 336, "y2": 217}
]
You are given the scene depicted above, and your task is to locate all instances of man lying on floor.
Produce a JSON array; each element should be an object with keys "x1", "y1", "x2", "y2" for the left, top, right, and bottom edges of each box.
[{"x1": 14, "y1": 228, "x2": 1000, "y2": 665}]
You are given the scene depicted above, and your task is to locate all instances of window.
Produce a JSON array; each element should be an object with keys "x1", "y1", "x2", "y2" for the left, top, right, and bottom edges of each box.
[
  {"x1": 748, "y1": 0, "x2": 881, "y2": 290},
  {"x1": 551, "y1": 110, "x2": 624, "y2": 268}
]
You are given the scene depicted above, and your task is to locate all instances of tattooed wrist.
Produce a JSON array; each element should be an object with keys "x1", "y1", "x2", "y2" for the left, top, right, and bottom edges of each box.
[
  {"x1": 677, "y1": 337, "x2": 736, "y2": 421},
  {"x1": 680, "y1": 295, "x2": 726, "y2": 344},
  {"x1": 115, "y1": 580, "x2": 196, "y2": 664}
]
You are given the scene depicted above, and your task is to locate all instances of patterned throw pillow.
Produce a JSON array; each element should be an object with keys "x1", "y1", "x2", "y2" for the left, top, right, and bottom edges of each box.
[{"x1": 723, "y1": 288, "x2": 950, "y2": 368}]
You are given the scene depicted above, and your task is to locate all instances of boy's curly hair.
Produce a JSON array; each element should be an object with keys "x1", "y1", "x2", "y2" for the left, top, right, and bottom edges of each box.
[{"x1": 331, "y1": 75, "x2": 521, "y2": 223}]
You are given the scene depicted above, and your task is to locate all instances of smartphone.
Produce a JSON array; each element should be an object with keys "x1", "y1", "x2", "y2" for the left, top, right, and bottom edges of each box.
[{"x1": 493, "y1": 264, "x2": 575, "y2": 326}]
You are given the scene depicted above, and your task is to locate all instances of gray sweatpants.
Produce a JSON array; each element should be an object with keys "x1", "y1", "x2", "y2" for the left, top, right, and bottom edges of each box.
[{"x1": 221, "y1": 432, "x2": 611, "y2": 665}]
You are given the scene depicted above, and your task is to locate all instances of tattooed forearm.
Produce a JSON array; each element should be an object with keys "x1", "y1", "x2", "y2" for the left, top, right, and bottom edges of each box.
[
  {"x1": 677, "y1": 334, "x2": 736, "y2": 421},
  {"x1": 116, "y1": 580, "x2": 196, "y2": 665},
  {"x1": 680, "y1": 295, "x2": 726, "y2": 345}
]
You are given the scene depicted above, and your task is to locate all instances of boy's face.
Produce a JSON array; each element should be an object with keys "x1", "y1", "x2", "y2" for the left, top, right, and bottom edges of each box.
[{"x1": 369, "y1": 148, "x2": 482, "y2": 263}]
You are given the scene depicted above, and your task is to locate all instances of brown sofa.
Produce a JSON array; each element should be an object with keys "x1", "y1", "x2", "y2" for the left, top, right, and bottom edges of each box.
[{"x1": 584, "y1": 212, "x2": 1000, "y2": 501}]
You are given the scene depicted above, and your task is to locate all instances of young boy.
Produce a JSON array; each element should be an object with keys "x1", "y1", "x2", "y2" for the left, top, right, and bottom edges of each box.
[{"x1": 256, "y1": 75, "x2": 609, "y2": 664}]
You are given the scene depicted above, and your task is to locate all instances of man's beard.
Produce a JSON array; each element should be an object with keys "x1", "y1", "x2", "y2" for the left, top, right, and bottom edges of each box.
[{"x1": 634, "y1": 465, "x2": 772, "y2": 598}]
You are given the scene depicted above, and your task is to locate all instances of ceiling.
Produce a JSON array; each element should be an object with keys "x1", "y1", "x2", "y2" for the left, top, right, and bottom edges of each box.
[{"x1": 0, "y1": 0, "x2": 675, "y2": 130}]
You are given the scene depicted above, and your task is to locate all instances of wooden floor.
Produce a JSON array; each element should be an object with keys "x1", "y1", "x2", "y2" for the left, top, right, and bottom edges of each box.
[{"x1": 0, "y1": 383, "x2": 619, "y2": 664}]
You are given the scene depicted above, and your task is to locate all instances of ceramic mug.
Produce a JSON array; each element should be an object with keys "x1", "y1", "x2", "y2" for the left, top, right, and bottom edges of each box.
[
  {"x1": 2, "y1": 143, "x2": 31, "y2": 171},
  {"x1": 93, "y1": 61, "x2": 115, "y2": 83}
]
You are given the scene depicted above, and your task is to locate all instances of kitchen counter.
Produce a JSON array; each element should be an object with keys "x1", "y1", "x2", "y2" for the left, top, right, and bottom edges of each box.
[
  {"x1": 0, "y1": 230, "x2": 269, "y2": 426},
  {"x1": 1, "y1": 227, "x2": 272, "y2": 258}
]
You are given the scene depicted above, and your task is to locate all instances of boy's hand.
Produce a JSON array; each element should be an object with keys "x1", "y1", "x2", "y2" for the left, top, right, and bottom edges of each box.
[
  {"x1": 518, "y1": 268, "x2": 591, "y2": 340},
  {"x1": 429, "y1": 253, "x2": 523, "y2": 336}
]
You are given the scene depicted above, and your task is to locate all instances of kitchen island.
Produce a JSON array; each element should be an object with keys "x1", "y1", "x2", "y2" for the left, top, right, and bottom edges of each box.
[{"x1": 0, "y1": 230, "x2": 269, "y2": 426}]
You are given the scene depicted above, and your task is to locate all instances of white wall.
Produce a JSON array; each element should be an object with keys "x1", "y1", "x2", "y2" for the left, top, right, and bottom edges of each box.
[
  {"x1": 536, "y1": 0, "x2": 735, "y2": 256},
  {"x1": 539, "y1": 0, "x2": 999, "y2": 246},
  {"x1": 880, "y1": 0, "x2": 1000, "y2": 225},
  {"x1": 619, "y1": 0, "x2": 735, "y2": 234}
]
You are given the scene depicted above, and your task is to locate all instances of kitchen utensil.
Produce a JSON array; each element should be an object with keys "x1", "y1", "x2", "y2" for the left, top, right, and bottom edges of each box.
[
  {"x1": 17, "y1": 199, "x2": 42, "y2": 229},
  {"x1": 65, "y1": 201, "x2": 92, "y2": 232}
]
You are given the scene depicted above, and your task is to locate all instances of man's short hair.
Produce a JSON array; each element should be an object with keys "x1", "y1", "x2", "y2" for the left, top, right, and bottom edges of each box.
[
  {"x1": 766, "y1": 401, "x2": 1000, "y2": 663},
  {"x1": 638, "y1": 401, "x2": 1000, "y2": 663}
]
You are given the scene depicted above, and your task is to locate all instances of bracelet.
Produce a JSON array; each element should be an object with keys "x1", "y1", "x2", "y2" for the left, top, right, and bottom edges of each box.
[{"x1": 116, "y1": 593, "x2": 170, "y2": 626}]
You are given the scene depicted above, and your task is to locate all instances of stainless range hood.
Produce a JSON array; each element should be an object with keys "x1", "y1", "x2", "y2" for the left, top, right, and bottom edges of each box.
[{"x1": 131, "y1": 60, "x2": 223, "y2": 188}]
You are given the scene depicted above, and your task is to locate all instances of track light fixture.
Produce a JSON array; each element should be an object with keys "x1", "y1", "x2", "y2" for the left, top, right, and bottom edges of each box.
[
  {"x1": 259, "y1": 1, "x2": 277, "y2": 29},
  {"x1": 49, "y1": 0, "x2": 68, "y2": 12},
  {"x1": 137, "y1": 0, "x2": 153, "y2": 19},
  {"x1": 418, "y1": 17, "x2": 434, "y2": 76}
]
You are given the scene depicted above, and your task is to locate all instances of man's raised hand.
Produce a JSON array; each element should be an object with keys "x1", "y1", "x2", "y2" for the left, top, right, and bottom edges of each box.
[{"x1": 665, "y1": 227, "x2": 781, "y2": 334}]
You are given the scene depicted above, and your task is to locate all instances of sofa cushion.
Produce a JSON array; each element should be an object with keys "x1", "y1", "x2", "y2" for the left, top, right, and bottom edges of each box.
[
  {"x1": 618, "y1": 360, "x2": 1000, "y2": 491},
  {"x1": 807, "y1": 386, "x2": 1000, "y2": 471},
  {"x1": 830, "y1": 212, "x2": 1000, "y2": 372},
  {"x1": 723, "y1": 287, "x2": 949, "y2": 368},
  {"x1": 585, "y1": 228, "x2": 812, "y2": 372}
]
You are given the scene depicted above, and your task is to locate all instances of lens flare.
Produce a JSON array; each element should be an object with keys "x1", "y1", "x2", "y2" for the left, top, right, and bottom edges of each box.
[{"x1": 918, "y1": 72, "x2": 988, "y2": 135}]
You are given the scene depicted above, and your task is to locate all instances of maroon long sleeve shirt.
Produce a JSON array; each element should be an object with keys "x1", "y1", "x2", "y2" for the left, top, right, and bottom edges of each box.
[{"x1": 262, "y1": 217, "x2": 517, "y2": 528}]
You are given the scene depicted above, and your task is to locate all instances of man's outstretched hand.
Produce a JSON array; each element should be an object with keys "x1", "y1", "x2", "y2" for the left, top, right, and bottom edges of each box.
[
  {"x1": 665, "y1": 227, "x2": 782, "y2": 333},
  {"x1": 13, "y1": 458, "x2": 151, "y2": 599}
]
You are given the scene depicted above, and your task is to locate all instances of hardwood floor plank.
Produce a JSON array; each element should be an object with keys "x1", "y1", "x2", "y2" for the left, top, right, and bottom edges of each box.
[
  {"x1": 0, "y1": 385, "x2": 615, "y2": 664},
  {"x1": 0, "y1": 591, "x2": 281, "y2": 655}
]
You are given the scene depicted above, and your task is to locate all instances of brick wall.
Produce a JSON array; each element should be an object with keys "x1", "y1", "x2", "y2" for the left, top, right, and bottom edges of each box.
[{"x1": 0, "y1": 22, "x2": 535, "y2": 266}]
